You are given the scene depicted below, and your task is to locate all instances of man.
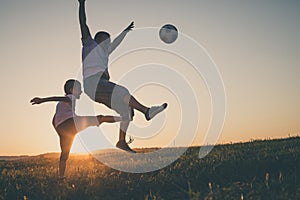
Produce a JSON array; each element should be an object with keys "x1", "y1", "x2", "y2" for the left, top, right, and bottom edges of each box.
[{"x1": 78, "y1": 0, "x2": 167, "y2": 153}]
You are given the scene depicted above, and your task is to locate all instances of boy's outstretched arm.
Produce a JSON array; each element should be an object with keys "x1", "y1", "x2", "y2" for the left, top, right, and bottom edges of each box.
[
  {"x1": 110, "y1": 21, "x2": 134, "y2": 53},
  {"x1": 78, "y1": 0, "x2": 91, "y2": 39},
  {"x1": 30, "y1": 97, "x2": 70, "y2": 105}
]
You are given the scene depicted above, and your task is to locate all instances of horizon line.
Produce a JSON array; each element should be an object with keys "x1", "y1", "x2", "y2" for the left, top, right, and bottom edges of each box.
[{"x1": 1, "y1": 135, "x2": 298, "y2": 157}]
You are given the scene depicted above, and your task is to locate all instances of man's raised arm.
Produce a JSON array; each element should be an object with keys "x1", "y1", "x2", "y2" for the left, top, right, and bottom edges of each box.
[
  {"x1": 110, "y1": 21, "x2": 134, "y2": 53},
  {"x1": 78, "y1": 0, "x2": 91, "y2": 39}
]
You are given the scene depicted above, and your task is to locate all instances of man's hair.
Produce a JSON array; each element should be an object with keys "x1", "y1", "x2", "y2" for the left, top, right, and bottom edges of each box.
[
  {"x1": 64, "y1": 79, "x2": 81, "y2": 94},
  {"x1": 94, "y1": 31, "x2": 110, "y2": 44}
]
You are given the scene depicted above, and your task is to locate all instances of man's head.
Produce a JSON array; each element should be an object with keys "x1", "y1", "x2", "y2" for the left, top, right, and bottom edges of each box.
[
  {"x1": 64, "y1": 79, "x2": 82, "y2": 99},
  {"x1": 94, "y1": 31, "x2": 111, "y2": 48}
]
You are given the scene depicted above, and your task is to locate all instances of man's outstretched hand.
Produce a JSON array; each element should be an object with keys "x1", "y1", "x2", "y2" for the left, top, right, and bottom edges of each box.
[{"x1": 124, "y1": 21, "x2": 135, "y2": 32}]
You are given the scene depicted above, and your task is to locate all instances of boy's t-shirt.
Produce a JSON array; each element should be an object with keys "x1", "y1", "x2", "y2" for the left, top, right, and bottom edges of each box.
[
  {"x1": 53, "y1": 94, "x2": 77, "y2": 128},
  {"x1": 81, "y1": 36, "x2": 112, "y2": 81}
]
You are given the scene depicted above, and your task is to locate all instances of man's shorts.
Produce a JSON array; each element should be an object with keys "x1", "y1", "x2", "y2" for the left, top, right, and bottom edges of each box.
[{"x1": 84, "y1": 73, "x2": 134, "y2": 121}]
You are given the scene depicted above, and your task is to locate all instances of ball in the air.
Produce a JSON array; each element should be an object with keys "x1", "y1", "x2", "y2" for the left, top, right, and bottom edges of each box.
[{"x1": 159, "y1": 24, "x2": 178, "y2": 44}]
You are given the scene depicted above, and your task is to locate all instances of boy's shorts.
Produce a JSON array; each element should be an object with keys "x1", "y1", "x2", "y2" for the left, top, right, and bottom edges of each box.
[
  {"x1": 53, "y1": 116, "x2": 100, "y2": 156},
  {"x1": 84, "y1": 73, "x2": 134, "y2": 121},
  {"x1": 53, "y1": 116, "x2": 101, "y2": 136}
]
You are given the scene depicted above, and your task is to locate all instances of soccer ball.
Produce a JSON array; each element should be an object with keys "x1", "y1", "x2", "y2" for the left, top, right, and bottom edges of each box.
[{"x1": 159, "y1": 24, "x2": 178, "y2": 44}]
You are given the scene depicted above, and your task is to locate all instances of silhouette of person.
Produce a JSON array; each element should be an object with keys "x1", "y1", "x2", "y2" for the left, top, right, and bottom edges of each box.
[
  {"x1": 31, "y1": 79, "x2": 122, "y2": 179},
  {"x1": 78, "y1": 0, "x2": 167, "y2": 153}
]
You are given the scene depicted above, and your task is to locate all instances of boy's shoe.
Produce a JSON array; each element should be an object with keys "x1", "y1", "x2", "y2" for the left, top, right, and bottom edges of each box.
[
  {"x1": 116, "y1": 140, "x2": 136, "y2": 153},
  {"x1": 145, "y1": 103, "x2": 168, "y2": 121}
]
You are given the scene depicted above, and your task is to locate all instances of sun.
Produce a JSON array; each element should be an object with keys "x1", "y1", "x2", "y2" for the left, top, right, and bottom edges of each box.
[{"x1": 70, "y1": 137, "x2": 88, "y2": 154}]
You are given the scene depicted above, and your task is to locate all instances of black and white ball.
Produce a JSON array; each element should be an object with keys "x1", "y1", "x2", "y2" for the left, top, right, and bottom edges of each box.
[{"x1": 159, "y1": 24, "x2": 178, "y2": 44}]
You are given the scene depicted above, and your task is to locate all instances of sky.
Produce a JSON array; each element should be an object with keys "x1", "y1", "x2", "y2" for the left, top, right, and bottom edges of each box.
[{"x1": 0, "y1": 0, "x2": 299, "y2": 155}]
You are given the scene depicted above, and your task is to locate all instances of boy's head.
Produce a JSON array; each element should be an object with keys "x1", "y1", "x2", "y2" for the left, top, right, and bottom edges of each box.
[
  {"x1": 94, "y1": 31, "x2": 111, "y2": 48},
  {"x1": 64, "y1": 79, "x2": 82, "y2": 99}
]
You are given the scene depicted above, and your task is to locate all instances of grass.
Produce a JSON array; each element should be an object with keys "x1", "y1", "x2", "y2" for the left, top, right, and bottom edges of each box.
[{"x1": 0, "y1": 137, "x2": 299, "y2": 200}]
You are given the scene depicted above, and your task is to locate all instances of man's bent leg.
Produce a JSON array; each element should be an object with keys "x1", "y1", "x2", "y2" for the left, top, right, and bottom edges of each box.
[
  {"x1": 123, "y1": 94, "x2": 148, "y2": 114},
  {"x1": 123, "y1": 93, "x2": 168, "y2": 121},
  {"x1": 119, "y1": 121, "x2": 129, "y2": 141},
  {"x1": 116, "y1": 121, "x2": 136, "y2": 153}
]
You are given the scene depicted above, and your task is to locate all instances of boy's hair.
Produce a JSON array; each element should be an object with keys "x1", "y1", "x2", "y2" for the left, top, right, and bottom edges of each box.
[
  {"x1": 64, "y1": 79, "x2": 81, "y2": 94},
  {"x1": 94, "y1": 31, "x2": 110, "y2": 44}
]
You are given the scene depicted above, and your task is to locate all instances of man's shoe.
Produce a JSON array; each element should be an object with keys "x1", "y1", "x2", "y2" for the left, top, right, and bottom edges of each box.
[
  {"x1": 116, "y1": 140, "x2": 136, "y2": 153},
  {"x1": 145, "y1": 103, "x2": 168, "y2": 121}
]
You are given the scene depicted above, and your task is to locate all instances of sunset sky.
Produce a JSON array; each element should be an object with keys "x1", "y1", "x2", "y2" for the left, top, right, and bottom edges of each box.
[{"x1": 0, "y1": 0, "x2": 299, "y2": 155}]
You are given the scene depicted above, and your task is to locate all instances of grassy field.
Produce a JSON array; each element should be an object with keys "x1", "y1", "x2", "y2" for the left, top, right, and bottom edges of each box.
[{"x1": 0, "y1": 137, "x2": 299, "y2": 200}]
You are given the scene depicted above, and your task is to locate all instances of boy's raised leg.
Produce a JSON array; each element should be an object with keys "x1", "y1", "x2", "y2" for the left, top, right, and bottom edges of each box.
[{"x1": 97, "y1": 115, "x2": 122, "y2": 125}]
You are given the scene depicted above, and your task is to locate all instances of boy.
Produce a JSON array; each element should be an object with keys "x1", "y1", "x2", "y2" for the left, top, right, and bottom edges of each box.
[
  {"x1": 30, "y1": 79, "x2": 122, "y2": 179},
  {"x1": 78, "y1": 0, "x2": 168, "y2": 153}
]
